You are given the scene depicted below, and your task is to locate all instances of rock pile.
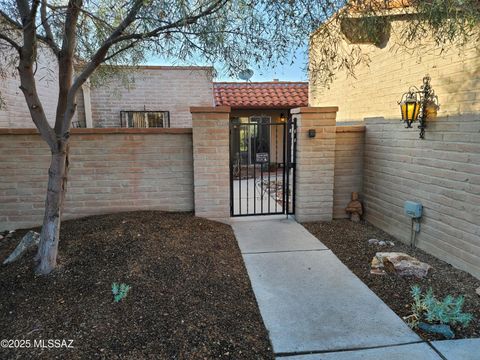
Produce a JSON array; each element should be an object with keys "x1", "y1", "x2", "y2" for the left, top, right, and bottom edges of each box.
[{"x1": 368, "y1": 238, "x2": 395, "y2": 247}]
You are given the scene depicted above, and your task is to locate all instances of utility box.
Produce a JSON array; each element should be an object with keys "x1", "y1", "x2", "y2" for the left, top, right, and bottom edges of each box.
[{"x1": 404, "y1": 201, "x2": 423, "y2": 218}]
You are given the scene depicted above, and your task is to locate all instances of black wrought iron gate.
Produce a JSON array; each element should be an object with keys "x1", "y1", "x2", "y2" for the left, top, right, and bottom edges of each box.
[{"x1": 229, "y1": 117, "x2": 296, "y2": 217}]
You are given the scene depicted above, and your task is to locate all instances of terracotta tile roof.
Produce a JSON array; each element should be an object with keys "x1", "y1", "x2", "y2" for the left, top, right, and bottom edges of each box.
[{"x1": 214, "y1": 82, "x2": 308, "y2": 109}]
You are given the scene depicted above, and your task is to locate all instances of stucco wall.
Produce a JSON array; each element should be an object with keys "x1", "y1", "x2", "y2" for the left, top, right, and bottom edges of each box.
[
  {"x1": 81, "y1": 66, "x2": 214, "y2": 128},
  {"x1": 310, "y1": 18, "x2": 480, "y2": 279},
  {"x1": 333, "y1": 125, "x2": 365, "y2": 219},
  {"x1": 0, "y1": 44, "x2": 59, "y2": 128},
  {"x1": 293, "y1": 107, "x2": 338, "y2": 222},
  {"x1": 364, "y1": 116, "x2": 480, "y2": 279},
  {"x1": 309, "y1": 19, "x2": 480, "y2": 122},
  {"x1": 0, "y1": 129, "x2": 194, "y2": 230}
]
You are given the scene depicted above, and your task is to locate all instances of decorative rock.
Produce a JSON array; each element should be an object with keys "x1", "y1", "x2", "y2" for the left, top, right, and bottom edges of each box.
[
  {"x1": 418, "y1": 322, "x2": 454, "y2": 339},
  {"x1": 0, "y1": 235, "x2": 3, "y2": 241},
  {"x1": 3, "y1": 231, "x2": 40, "y2": 265},
  {"x1": 368, "y1": 239, "x2": 394, "y2": 247},
  {"x1": 371, "y1": 252, "x2": 431, "y2": 278},
  {"x1": 476, "y1": 287, "x2": 480, "y2": 297}
]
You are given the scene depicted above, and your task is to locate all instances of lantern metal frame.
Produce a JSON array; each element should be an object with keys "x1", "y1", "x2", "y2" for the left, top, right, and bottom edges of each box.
[{"x1": 398, "y1": 75, "x2": 439, "y2": 139}]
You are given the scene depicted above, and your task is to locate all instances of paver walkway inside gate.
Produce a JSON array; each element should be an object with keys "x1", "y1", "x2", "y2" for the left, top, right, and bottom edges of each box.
[{"x1": 231, "y1": 218, "x2": 448, "y2": 359}]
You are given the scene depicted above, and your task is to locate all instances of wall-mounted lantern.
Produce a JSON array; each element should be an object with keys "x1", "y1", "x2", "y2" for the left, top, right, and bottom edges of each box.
[
  {"x1": 398, "y1": 75, "x2": 439, "y2": 139},
  {"x1": 279, "y1": 113, "x2": 286, "y2": 122}
]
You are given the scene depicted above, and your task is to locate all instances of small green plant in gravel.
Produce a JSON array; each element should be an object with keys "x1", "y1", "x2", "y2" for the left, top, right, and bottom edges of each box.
[
  {"x1": 404, "y1": 285, "x2": 473, "y2": 337},
  {"x1": 111, "y1": 283, "x2": 131, "y2": 303}
]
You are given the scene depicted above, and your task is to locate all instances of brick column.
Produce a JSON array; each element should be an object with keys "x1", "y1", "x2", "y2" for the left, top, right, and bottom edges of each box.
[
  {"x1": 190, "y1": 106, "x2": 231, "y2": 221},
  {"x1": 291, "y1": 107, "x2": 338, "y2": 222}
]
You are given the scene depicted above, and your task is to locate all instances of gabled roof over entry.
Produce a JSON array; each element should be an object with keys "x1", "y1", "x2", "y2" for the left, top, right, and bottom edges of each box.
[{"x1": 214, "y1": 81, "x2": 308, "y2": 109}]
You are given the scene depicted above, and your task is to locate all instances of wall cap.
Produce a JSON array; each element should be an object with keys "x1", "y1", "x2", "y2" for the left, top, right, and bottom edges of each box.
[
  {"x1": 190, "y1": 106, "x2": 231, "y2": 113},
  {"x1": 336, "y1": 125, "x2": 366, "y2": 133},
  {"x1": 291, "y1": 106, "x2": 339, "y2": 114},
  {"x1": 0, "y1": 128, "x2": 192, "y2": 135}
]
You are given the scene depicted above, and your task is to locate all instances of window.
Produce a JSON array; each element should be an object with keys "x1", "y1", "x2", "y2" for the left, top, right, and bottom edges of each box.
[{"x1": 120, "y1": 111, "x2": 170, "y2": 128}]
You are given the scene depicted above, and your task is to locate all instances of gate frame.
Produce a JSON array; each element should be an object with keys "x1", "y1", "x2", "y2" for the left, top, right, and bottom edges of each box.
[{"x1": 229, "y1": 117, "x2": 297, "y2": 217}]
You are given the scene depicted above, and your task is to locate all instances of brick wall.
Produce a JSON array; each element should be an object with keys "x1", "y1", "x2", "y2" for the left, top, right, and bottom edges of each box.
[
  {"x1": 364, "y1": 116, "x2": 480, "y2": 279},
  {"x1": 309, "y1": 19, "x2": 480, "y2": 279},
  {"x1": 0, "y1": 45, "x2": 59, "y2": 128},
  {"x1": 334, "y1": 125, "x2": 365, "y2": 219},
  {"x1": 310, "y1": 20, "x2": 480, "y2": 122},
  {"x1": 82, "y1": 66, "x2": 214, "y2": 128},
  {"x1": 293, "y1": 107, "x2": 338, "y2": 222},
  {"x1": 0, "y1": 128, "x2": 194, "y2": 230},
  {"x1": 191, "y1": 107, "x2": 230, "y2": 221}
]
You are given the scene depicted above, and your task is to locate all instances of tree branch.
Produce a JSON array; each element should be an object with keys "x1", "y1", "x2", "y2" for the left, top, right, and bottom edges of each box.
[
  {"x1": 0, "y1": 8, "x2": 61, "y2": 49},
  {"x1": 101, "y1": 39, "x2": 142, "y2": 63},
  {"x1": 0, "y1": 33, "x2": 21, "y2": 52},
  {"x1": 111, "y1": 0, "x2": 228, "y2": 45},
  {"x1": 60, "y1": 0, "x2": 145, "y2": 134},
  {"x1": 15, "y1": 0, "x2": 57, "y2": 149},
  {"x1": 54, "y1": 0, "x2": 83, "y2": 135},
  {"x1": 40, "y1": 0, "x2": 60, "y2": 55}
]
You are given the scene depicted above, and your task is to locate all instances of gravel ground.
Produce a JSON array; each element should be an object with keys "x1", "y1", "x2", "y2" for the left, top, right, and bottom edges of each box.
[
  {"x1": 303, "y1": 219, "x2": 480, "y2": 341},
  {"x1": 0, "y1": 211, "x2": 274, "y2": 360}
]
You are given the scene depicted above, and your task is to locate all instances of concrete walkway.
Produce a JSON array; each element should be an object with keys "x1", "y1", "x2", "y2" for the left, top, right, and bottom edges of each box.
[{"x1": 231, "y1": 218, "x2": 479, "y2": 359}]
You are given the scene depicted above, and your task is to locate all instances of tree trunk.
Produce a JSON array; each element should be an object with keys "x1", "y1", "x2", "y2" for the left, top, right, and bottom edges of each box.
[{"x1": 35, "y1": 146, "x2": 69, "y2": 275}]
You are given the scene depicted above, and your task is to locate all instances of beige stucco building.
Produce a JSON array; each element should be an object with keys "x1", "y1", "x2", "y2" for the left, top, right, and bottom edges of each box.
[
  {"x1": 310, "y1": 12, "x2": 480, "y2": 278},
  {"x1": 0, "y1": 56, "x2": 214, "y2": 129}
]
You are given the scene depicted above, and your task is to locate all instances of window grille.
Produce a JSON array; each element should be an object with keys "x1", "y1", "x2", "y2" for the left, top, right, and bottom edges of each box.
[{"x1": 120, "y1": 111, "x2": 170, "y2": 128}]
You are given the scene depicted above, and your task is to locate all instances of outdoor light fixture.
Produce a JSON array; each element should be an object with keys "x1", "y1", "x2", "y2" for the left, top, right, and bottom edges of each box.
[
  {"x1": 279, "y1": 113, "x2": 286, "y2": 122},
  {"x1": 398, "y1": 75, "x2": 439, "y2": 139}
]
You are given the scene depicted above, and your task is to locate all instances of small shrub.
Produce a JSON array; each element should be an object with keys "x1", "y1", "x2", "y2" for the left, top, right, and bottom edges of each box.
[
  {"x1": 405, "y1": 285, "x2": 473, "y2": 329},
  {"x1": 111, "y1": 282, "x2": 131, "y2": 303}
]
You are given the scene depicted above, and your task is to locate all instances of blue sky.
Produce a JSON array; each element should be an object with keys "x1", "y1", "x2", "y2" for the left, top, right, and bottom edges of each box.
[{"x1": 147, "y1": 46, "x2": 309, "y2": 82}]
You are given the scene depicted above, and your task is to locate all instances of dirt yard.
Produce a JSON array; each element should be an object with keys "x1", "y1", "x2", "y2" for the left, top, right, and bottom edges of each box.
[
  {"x1": 0, "y1": 211, "x2": 273, "y2": 359},
  {"x1": 303, "y1": 220, "x2": 480, "y2": 341}
]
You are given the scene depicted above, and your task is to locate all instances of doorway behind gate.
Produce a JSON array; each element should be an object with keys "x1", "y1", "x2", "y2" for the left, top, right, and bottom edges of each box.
[{"x1": 229, "y1": 116, "x2": 296, "y2": 216}]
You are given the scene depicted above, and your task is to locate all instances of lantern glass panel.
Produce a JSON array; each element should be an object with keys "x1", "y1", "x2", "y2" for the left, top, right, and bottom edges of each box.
[{"x1": 401, "y1": 100, "x2": 420, "y2": 122}]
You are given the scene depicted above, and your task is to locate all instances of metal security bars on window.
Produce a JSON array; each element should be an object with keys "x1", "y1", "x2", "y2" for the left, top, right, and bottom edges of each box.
[{"x1": 120, "y1": 111, "x2": 170, "y2": 128}]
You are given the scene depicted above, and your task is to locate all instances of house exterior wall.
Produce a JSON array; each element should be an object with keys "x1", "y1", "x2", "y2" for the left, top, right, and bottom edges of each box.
[
  {"x1": 333, "y1": 125, "x2": 365, "y2": 219},
  {"x1": 309, "y1": 20, "x2": 480, "y2": 122},
  {"x1": 0, "y1": 44, "x2": 60, "y2": 128},
  {"x1": 81, "y1": 66, "x2": 214, "y2": 128},
  {"x1": 363, "y1": 116, "x2": 480, "y2": 279},
  {"x1": 0, "y1": 129, "x2": 194, "y2": 230},
  {"x1": 310, "y1": 19, "x2": 480, "y2": 279}
]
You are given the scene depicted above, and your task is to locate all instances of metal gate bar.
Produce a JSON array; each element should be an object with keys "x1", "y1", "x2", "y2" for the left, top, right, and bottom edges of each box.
[{"x1": 230, "y1": 118, "x2": 296, "y2": 217}]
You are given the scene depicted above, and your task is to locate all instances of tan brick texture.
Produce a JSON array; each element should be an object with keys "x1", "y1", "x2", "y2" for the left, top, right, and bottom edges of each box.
[
  {"x1": 334, "y1": 125, "x2": 365, "y2": 219},
  {"x1": 82, "y1": 67, "x2": 214, "y2": 128},
  {"x1": 0, "y1": 129, "x2": 194, "y2": 230},
  {"x1": 292, "y1": 107, "x2": 338, "y2": 222},
  {"x1": 0, "y1": 45, "x2": 60, "y2": 128},
  {"x1": 310, "y1": 20, "x2": 480, "y2": 122},
  {"x1": 363, "y1": 116, "x2": 480, "y2": 279},
  {"x1": 191, "y1": 106, "x2": 230, "y2": 221}
]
